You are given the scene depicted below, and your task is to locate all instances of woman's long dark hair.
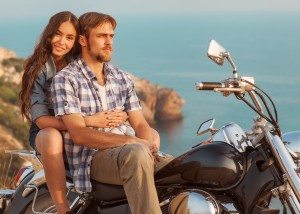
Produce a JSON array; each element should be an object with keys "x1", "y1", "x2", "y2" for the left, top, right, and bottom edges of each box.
[{"x1": 19, "y1": 11, "x2": 79, "y2": 121}]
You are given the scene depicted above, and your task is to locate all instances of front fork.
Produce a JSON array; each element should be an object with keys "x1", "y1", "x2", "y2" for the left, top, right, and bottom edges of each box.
[{"x1": 265, "y1": 133, "x2": 300, "y2": 213}]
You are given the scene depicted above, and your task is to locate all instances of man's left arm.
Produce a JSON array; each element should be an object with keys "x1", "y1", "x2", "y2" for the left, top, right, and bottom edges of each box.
[
  {"x1": 123, "y1": 72, "x2": 158, "y2": 151},
  {"x1": 127, "y1": 110, "x2": 159, "y2": 156},
  {"x1": 127, "y1": 110, "x2": 153, "y2": 143}
]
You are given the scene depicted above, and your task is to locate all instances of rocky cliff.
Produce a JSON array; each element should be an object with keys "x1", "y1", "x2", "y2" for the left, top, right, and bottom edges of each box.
[
  {"x1": 0, "y1": 48, "x2": 23, "y2": 84},
  {"x1": 133, "y1": 77, "x2": 185, "y2": 124}
]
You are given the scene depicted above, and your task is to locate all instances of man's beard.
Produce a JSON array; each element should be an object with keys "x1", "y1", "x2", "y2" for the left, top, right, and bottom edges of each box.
[
  {"x1": 96, "y1": 53, "x2": 112, "y2": 62},
  {"x1": 87, "y1": 42, "x2": 112, "y2": 62}
]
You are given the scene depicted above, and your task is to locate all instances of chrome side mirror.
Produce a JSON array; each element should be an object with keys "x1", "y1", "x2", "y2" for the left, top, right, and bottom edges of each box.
[
  {"x1": 197, "y1": 118, "x2": 215, "y2": 136},
  {"x1": 207, "y1": 39, "x2": 238, "y2": 78},
  {"x1": 207, "y1": 40, "x2": 227, "y2": 66}
]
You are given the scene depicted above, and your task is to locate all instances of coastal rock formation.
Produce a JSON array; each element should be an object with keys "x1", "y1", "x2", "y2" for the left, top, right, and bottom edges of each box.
[
  {"x1": 134, "y1": 78, "x2": 157, "y2": 123},
  {"x1": 0, "y1": 47, "x2": 16, "y2": 61},
  {"x1": 155, "y1": 86, "x2": 185, "y2": 121},
  {"x1": 133, "y1": 76, "x2": 185, "y2": 123}
]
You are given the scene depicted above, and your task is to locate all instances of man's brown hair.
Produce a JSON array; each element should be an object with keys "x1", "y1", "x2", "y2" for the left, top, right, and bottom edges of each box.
[{"x1": 79, "y1": 12, "x2": 117, "y2": 38}]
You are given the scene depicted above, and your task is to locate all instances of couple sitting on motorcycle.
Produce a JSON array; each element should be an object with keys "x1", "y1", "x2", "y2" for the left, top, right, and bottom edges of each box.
[{"x1": 20, "y1": 11, "x2": 166, "y2": 214}]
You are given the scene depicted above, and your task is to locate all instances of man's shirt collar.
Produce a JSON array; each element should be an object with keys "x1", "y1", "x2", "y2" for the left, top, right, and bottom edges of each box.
[{"x1": 77, "y1": 56, "x2": 113, "y2": 81}]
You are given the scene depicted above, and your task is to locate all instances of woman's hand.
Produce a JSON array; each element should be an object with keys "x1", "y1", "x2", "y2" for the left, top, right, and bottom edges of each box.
[
  {"x1": 84, "y1": 110, "x2": 128, "y2": 128},
  {"x1": 112, "y1": 109, "x2": 128, "y2": 123}
]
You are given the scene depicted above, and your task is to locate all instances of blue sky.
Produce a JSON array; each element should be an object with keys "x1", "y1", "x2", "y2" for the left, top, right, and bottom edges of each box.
[{"x1": 1, "y1": 0, "x2": 300, "y2": 19}]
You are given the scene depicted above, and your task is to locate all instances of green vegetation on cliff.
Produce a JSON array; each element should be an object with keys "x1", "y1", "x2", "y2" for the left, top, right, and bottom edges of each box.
[
  {"x1": 0, "y1": 99, "x2": 29, "y2": 147},
  {"x1": 0, "y1": 56, "x2": 28, "y2": 189},
  {"x1": 0, "y1": 57, "x2": 29, "y2": 148},
  {"x1": 0, "y1": 77, "x2": 20, "y2": 104},
  {"x1": 1, "y1": 57, "x2": 24, "y2": 73}
]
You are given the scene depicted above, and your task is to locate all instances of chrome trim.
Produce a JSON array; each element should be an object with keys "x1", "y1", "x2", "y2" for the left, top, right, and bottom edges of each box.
[
  {"x1": 195, "y1": 82, "x2": 226, "y2": 90},
  {"x1": 195, "y1": 82, "x2": 204, "y2": 90},
  {"x1": 159, "y1": 198, "x2": 170, "y2": 207},
  {"x1": 197, "y1": 118, "x2": 215, "y2": 136},
  {"x1": 248, "y1": 91, "x2": 263, "y2": 115},
  {"x1": 0, "y1": 189, "x2": 15, "y2": 198},
  {"x1": 27, "y1": 184, "x2": 56, "y2": 214},
  {"x1": 285, "y1": 146, "x2": 299, "y2": 160},
  {"x1": 0, "y1": 190, "x2": 15, "y2": 209},
  {"x1": 22, "y1": 169, "x2": 74, "y2": 198},
  {"x1": 169, "y1": 189, "x2": 220, "y2": 214},
  {"x1": 283, "y1": 131, "x2": 300, "y2": 158},
  {"x1": 287, "y1": 187, "x2": 300, "y2": 213},
  {"x1": 207, "y1": 40, "x2": 226, "y2": 66},
  {"x1": 69, "y1": 195, "x2": 81, "y2": 210},
  {"x1": 265, "y1": 132, "x2": 300, "y2": 201},
  {"x1": 219, "y1": 202, "x2": 239, "y2": 213},
  {"x1": 22, "y1": 170, "x2": 46, "y2": 197},
  {"x1": 211, "y1": 123, "x2": 252, "y2": 152}
]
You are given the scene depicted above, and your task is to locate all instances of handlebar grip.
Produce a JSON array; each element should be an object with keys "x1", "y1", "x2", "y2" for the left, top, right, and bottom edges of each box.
[{"x1": 196, "y1": 82, "x2": 225, "y2": 90}]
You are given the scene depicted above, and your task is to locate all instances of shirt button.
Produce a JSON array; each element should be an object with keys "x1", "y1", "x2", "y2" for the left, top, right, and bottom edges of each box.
[{"x1": 64, "y1": 101, "x2": 69, "y2": 109}]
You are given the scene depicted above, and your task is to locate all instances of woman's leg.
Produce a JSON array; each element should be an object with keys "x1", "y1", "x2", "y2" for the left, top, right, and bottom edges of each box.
[{"x1": 35, "y1": 127, "x2": 69, "y2": 214}]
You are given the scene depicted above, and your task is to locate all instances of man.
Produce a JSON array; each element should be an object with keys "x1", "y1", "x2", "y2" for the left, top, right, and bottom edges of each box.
[{"x1": 51, "y1": 12, "x2": 162, "y2": 214}]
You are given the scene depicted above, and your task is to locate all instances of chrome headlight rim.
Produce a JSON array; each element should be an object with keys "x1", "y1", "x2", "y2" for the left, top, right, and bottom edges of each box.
[{"x1": 168, "y1": 189, "x2": 220, "y2": 214}]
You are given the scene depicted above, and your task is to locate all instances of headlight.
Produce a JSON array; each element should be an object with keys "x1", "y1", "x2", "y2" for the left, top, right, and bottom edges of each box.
[{"x1": 283, "y1": 131, "x2": 300, "y2": 157}]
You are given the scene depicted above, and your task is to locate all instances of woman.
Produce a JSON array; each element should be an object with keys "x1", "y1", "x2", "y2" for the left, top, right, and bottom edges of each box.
[{"x1": 19, "y1": 11, "x2": 128, "y2": 214}]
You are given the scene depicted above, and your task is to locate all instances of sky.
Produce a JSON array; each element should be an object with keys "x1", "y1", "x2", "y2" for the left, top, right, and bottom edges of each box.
[{"x1": 1, "y1": 0, "x2": 300, "y2": 20}]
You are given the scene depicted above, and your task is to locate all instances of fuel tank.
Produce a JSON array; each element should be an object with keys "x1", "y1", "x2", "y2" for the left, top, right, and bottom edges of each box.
[{"x1": 155, "y1": 141, "x2": 245, "y2": 189}]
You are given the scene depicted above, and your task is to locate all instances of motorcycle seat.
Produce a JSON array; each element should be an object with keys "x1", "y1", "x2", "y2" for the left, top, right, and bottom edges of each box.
[{"x1": 91, "y1": 179, "x2": 126, "y2": 202}]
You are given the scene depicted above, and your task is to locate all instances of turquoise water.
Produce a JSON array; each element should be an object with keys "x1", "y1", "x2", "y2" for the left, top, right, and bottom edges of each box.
[{"x1": 1, "y1": 12, "x2": 299, "y2": 156}]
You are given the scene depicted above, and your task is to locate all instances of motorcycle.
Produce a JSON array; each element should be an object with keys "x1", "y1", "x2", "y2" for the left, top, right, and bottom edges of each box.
[{"x1": 1, "y1": 39, "x2": 300, "y2": 213}]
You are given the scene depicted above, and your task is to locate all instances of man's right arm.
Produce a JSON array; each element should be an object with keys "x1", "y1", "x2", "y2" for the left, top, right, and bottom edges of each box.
[{"x1": 61, "y1": 113, "x2": 136, "y2": 149}]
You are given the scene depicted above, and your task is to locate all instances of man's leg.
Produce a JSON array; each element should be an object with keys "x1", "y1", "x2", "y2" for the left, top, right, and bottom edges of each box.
[{"x1": 91, "y1": 143, "x2": 161, "y2": 214}]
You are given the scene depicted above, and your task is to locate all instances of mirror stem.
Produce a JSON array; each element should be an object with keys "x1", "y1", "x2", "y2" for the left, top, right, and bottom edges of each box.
[
  {"x1": 227, "y1": 56, "x2": 238, "y2": 78},
  {"x1": 222, "y1": 52, "x2": 238, "y2": 78}
]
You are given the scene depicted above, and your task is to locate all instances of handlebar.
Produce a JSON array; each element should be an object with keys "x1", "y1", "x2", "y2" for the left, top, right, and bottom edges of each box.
[
  {"x1": 195, "y1": 82, "x2": 225, "y2": 90},
  {"x1": 196, "y1": 78, "x2": 255, "y2": 94}
]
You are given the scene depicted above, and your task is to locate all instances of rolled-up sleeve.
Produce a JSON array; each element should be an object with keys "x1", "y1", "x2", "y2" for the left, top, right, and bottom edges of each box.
[
  {"x1": 51, "y1": 73, "x2": 81, "y2": 117},
  {"x1": 30, "y1": 71, "x2": 50, "y2": 122},
  {"x1": 123, "y1": 74, "x2": 142, "y2": 112}
]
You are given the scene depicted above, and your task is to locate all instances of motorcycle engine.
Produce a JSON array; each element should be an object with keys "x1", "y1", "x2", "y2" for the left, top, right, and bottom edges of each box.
[{"x1": 166, "y1": 189, "x2": 220, "y2": 214}]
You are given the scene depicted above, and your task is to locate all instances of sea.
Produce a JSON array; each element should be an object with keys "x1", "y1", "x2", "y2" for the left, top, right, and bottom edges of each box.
[{"x1": 1, "y1": 12, "x2": 299, "y2": 156}]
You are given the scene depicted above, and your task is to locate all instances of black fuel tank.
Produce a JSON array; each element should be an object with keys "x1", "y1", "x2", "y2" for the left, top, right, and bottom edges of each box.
[{"x1": 155, "y1": 141, "x2": 245, "y2": 189}]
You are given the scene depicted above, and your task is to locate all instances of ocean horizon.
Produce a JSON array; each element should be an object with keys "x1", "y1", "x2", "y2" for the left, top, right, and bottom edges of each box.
[{"x1": 1, "y1": 12, "x2": 299, "y2": 156}]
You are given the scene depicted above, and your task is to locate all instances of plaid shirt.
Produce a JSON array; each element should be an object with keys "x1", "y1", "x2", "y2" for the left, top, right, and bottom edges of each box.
[{"x1": 51, "y1": 57, "x2": 141, "y2": 192}]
